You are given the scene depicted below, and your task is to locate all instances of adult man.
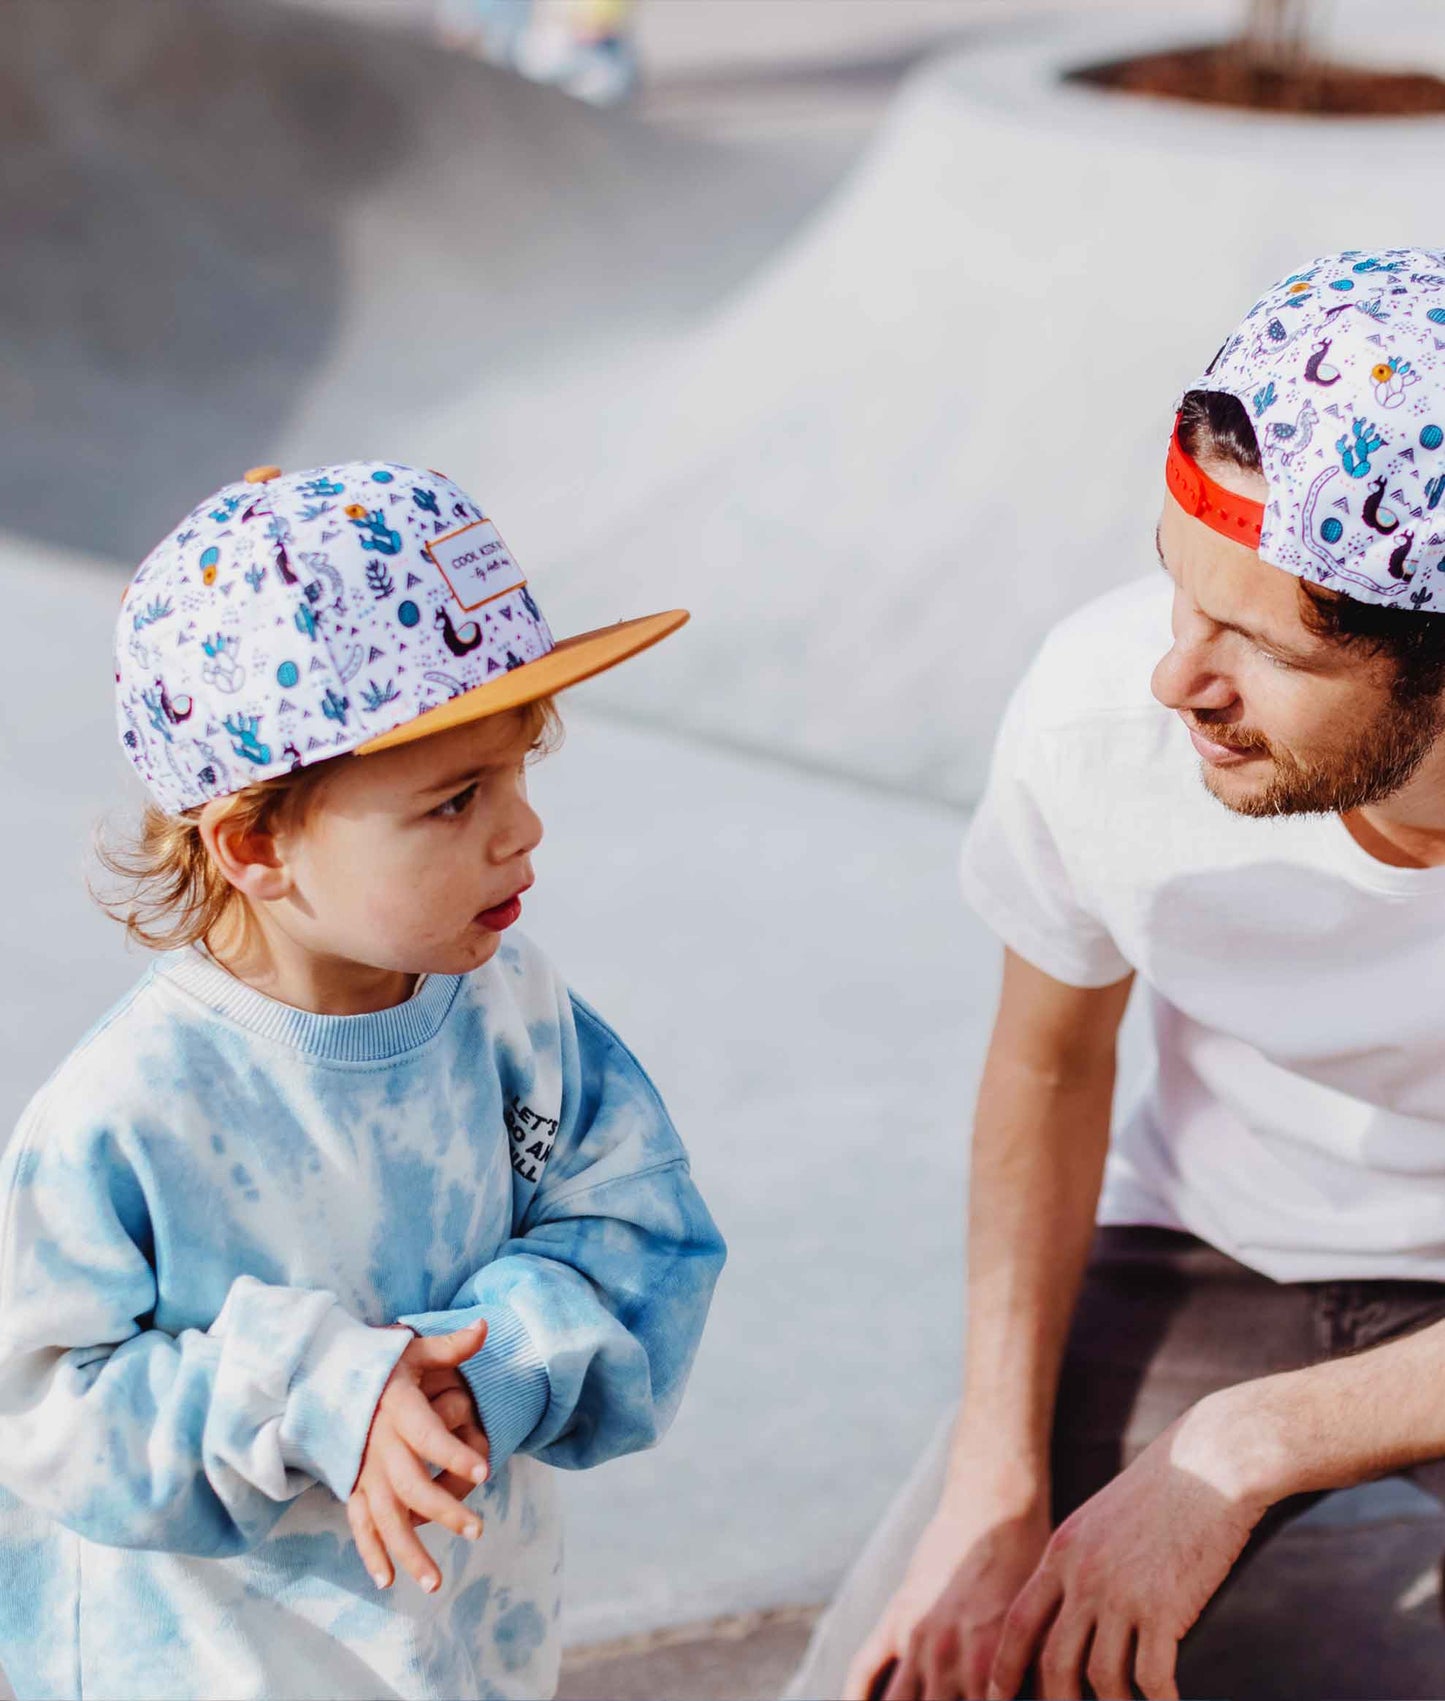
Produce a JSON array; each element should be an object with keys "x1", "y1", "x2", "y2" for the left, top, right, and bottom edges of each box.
[{"x1": 791, "y1": 249, "x2": 1445, "y2": 1701}]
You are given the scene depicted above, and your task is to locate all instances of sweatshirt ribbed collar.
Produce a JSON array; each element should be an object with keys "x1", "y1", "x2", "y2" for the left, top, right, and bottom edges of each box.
[{"x1": 159, "y1": 948, "x2": 462, "y2": 1062}]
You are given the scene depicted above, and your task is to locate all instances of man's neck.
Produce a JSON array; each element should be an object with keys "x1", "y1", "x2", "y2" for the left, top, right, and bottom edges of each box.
[{"x1": 1342, "y1": 743, "x2": 1445, "y2": 868}]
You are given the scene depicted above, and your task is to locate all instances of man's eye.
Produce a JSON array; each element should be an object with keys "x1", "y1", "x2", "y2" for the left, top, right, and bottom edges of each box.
[{"x1": 432, "y1": 783, "x2": 478, "y2": 819}]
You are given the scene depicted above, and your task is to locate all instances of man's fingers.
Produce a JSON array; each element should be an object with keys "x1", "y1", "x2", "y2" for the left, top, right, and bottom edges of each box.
[
  {"x1": 390, "y1": 1450, "x2": 486, "y2": 1542},
  {"x1": 347, "y1": 1491, "x2": 393, "y2": 1591},
  {"x1": 962, "y1": 1633, "x2": 1001, "y2": 1701},
  {"x1": 843, "y1": 1631, "x2": 895, "y2": 1701},
  {"x1": 880, "y1": 1651, "x2": 920, "y2": 1701},
  {"x1": 920, "y1": 1624, "x2": 964, "y2": 1701},
  {"x1": 1035, "y1": 1605, "x2": 1091, "y2": 1700},
  {"x1": 987, "y1": 1572, "x2": 1060, "y2": 1700},
  {"x1": 1133, "y1": 1630, "x2": 1180, "y2": 1701},
  {"x1": 1085, "y1": 1617, "x2": 1135, "y2": 1701},
  {"x1": 372, "y1": 1487, "x2": 444, "y2": 1594},
  {"x1": 393, "y1": 1383, "x2": 490, "y2": 1484},
  {"x1": 403, "y1": 1318, "x2": 488, "y2": 1371}
]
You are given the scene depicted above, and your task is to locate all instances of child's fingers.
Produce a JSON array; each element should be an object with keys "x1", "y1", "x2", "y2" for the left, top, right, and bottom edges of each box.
[
  {"x1": 434, "y1": 1421, "x2": 491, "y2": 1504},
  {"x1": 418, "y1": 1366, "x2": 467, "y2": 1399},
  {"x1": 430, "y1": 1387, "x2": 478, "y2": 1431},
  {"x1": 393, "y1": 1383, "x2": 489, "y2": 1484},
  {"x1": 402, "y1": 1318, "x2": 487, "y2": 1371},
  {"x1": 346, "y1": 1491, "x2": 394, "y2": 1591},
  {"x1": 390, "y1": 1450, "x2": 485, "y2": 1542},
  {"x1": 372, "y1": 1484, "x2": 444, "y2": 1593}
]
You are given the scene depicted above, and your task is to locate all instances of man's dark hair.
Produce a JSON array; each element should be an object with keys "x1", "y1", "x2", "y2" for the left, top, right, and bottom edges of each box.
[{"x1": 1177, "y1": 388, "x2": 1445, "y2": 704}]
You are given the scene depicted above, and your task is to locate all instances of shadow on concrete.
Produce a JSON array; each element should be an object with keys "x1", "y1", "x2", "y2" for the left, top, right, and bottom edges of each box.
[
  {"x1": 2, "y1": 0, "x2": 855, "y2": 565},
  {"x1": 3, "y1": 0, "x2": 390, "y2": 561}
]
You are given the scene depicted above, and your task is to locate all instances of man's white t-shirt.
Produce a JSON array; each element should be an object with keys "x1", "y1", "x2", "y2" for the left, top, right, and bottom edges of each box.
[{"x1": 961, "y1": 573, "x2": 1445, "y2": 1284}]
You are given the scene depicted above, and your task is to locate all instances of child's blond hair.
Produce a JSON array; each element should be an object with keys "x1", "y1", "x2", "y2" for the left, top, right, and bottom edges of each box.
[{"x1": 96, "y1": 697, "x2": 561, "y2": 952}]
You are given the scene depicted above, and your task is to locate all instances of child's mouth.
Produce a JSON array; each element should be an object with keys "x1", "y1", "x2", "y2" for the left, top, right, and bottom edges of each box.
[{"x1": 476, "y1": 893, "x2": 525, "y2": 932}]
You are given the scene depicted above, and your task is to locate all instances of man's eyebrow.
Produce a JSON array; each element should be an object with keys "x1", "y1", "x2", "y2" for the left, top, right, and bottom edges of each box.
[{"x1": 1154, "y1": 524, "x2": 1319, "y2": 664}]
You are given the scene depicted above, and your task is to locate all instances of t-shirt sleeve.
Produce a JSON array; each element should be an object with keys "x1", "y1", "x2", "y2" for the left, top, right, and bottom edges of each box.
[{"x1": 959, "y1": 662, "x2": 1133, "y2": 989}]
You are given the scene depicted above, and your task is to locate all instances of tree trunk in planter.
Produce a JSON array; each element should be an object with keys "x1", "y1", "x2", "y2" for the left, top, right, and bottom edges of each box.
[{"x1": 1239, "y1": 0, "x2": 1318, "y2": 74}]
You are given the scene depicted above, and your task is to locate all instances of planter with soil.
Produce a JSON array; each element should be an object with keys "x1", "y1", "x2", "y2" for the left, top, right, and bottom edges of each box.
[{"x1": 1072, "y1": 42, "x2": 1445, "y2": 119}]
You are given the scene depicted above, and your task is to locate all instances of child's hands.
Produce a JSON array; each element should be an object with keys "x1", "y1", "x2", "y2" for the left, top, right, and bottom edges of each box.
[
  {"x1": 419, "y1": 1366, "x2": 490, "y2": 1506},
  {"x1": 347, "y1": 1319, "x2": 491, "y2": 1593}
]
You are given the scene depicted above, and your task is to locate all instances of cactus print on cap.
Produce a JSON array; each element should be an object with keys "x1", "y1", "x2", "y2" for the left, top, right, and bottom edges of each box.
[
  {"x1": 116, "y1": 463, "x2": 556, "y2": 811},
  {"x1": 1189, "y1": 247, "x2": 1445, "y2": 609}
]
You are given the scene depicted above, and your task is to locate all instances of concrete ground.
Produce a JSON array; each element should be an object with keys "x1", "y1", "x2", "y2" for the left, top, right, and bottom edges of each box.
[{"x1": 557, "y1": 1607, "x2": 819, "y2": 1701}]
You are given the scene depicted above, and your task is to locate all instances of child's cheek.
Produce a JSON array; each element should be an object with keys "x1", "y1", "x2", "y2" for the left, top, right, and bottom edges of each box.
[{"x1": 367, "y1": 853, "x2": 453, "y2": 940}]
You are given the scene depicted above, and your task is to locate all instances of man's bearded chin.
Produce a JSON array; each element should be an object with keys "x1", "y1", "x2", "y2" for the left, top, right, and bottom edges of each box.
[{"x1": 1198, "y1": 695, "x2": 1445, "y2": 818}]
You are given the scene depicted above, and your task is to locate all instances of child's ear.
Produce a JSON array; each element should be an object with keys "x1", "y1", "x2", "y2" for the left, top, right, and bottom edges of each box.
[{"x1": 198, "y1": 800, "x2": 293, "y2": 903}]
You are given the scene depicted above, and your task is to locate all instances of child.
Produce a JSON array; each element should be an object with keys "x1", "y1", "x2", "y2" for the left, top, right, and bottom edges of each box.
[{"x1": 0, "y1": 462, "x2": 725, "y2": 1701}]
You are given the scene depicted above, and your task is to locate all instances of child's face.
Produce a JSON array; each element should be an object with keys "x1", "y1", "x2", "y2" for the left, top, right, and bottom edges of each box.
[{"x1": 263, "y1": 707, "x2": 544, "y2": 978}]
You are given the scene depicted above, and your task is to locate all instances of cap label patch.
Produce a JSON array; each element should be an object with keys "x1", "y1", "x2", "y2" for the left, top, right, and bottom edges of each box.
[{"x1": 427, "y1": 518, "x2": 524, "y2": 611}]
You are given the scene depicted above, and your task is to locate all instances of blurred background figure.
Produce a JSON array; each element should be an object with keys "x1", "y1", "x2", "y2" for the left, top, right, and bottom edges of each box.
[
  {"x1": 434, "y1": 0, "x2": 534, "y2": 66},
  {"x1": 517, "y1": 0, "x2": 639, "y2": 107},
  {"x1": 435, "y1": 0, "x2": 638, "y2": 105}
]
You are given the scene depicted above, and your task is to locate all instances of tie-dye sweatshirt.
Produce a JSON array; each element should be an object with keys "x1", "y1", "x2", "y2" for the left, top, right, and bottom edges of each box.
[{"x1": 0, "y1": 936, "x2": 724, "y2": 1701}]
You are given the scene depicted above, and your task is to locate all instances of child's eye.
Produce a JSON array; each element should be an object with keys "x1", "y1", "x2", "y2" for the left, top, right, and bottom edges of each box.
[{"x1": 431, "y1": 783, "x2": 478, "y2": 819}]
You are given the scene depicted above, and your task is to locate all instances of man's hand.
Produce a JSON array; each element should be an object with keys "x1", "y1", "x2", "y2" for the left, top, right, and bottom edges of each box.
[
  {"x1": 845, "y1": 1471, "x2": 1051, "y2": 1701},
  {"x1": 986, "y1": 1402, "x2": 1268, "y2": 1700},
  {"x1": 347, "y1": 1319, "x2": 492, "y2": 1593}
]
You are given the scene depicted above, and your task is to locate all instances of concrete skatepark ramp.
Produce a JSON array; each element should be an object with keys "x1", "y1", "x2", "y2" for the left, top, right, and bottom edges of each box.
[{"x1": 2, "y1": 0, "x2": 850, "y2": 564}]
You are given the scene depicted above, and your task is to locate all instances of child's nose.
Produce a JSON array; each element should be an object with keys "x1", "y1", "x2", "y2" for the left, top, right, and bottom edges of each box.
[{"x1": 494, "y1": 794, "x2": 543, "y2": 862}]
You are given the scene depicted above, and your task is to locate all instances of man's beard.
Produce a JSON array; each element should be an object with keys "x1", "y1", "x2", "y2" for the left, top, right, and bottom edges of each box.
[{"x1": 1195, "y1": 692, "x2": 1445, "y2": 817}]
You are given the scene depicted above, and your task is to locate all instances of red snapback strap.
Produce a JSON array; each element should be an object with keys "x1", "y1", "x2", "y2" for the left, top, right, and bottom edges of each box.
[{"x1": 1165, "y1": 415, "x2": 1265, "y2": 549}]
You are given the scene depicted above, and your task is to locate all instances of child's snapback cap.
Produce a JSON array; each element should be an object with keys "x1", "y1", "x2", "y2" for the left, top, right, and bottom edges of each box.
[{"x1": 117, "y1": 461, "x2": 686, "y2": 810}]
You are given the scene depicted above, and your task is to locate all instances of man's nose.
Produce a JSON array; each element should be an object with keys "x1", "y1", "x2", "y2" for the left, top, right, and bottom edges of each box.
[{"x1": 1150, "y1": 638, "x2": 1236, "y2": 716}]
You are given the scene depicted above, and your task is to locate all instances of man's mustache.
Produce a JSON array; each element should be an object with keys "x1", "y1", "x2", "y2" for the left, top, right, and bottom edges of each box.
[{"x1": 1186, "y1": 715, "x2": 1273, "y2": 756}]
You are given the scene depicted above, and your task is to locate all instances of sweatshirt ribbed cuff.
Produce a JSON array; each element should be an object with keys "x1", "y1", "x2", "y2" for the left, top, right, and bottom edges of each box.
[
  {"x1": 280, "y1": 1307, "x2": 411, "y2": 1498},
  {"x1": 398, "y1": 1302, "x2": 549, "y2": 1472}
]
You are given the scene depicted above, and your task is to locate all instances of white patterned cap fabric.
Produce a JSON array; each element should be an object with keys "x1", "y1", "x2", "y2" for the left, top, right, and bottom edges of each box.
[
  {"x1": 117, "y1": 462, "x2": 556, "y2": 810},
  {"x1": 1189, "y1": 247, "x2": 1445, "y2": 611}
]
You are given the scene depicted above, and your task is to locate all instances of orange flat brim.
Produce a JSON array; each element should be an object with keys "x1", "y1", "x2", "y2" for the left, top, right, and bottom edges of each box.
[{"x1": 354, "y1": 609, "x2": 688, "y2": 755}]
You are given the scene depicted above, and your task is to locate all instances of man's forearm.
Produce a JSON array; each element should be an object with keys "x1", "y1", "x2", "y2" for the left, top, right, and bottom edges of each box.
[
  {"x1": 1191, "y1": 1314, "x2": 1445, "y2": 1508},
  {"x1": 952, "y1": 1057, "x2": 1113, "y2": 1474},
  {"x1": 948, "y1": 962, "x2": 1132, "y2": 1489}
]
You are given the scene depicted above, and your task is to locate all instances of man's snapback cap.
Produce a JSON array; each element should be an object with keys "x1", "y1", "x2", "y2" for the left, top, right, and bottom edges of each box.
[{"x1": 1174, "y1": 246, "x2": 1445, "y2": 611}]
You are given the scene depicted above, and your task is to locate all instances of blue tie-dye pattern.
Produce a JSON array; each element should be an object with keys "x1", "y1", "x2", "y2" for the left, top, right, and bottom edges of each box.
[
  {"x1": 0, "y1": 935, "x2": 724, "y2": 1700},
  {"x1": 493, "y1": 1600, "x2": 547, "y2": 1673}
]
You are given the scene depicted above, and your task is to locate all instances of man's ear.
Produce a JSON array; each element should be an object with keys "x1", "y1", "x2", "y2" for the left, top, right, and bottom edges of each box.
[{"x1": 198, "y1": 799, "x2": 294, "y2": 903}]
